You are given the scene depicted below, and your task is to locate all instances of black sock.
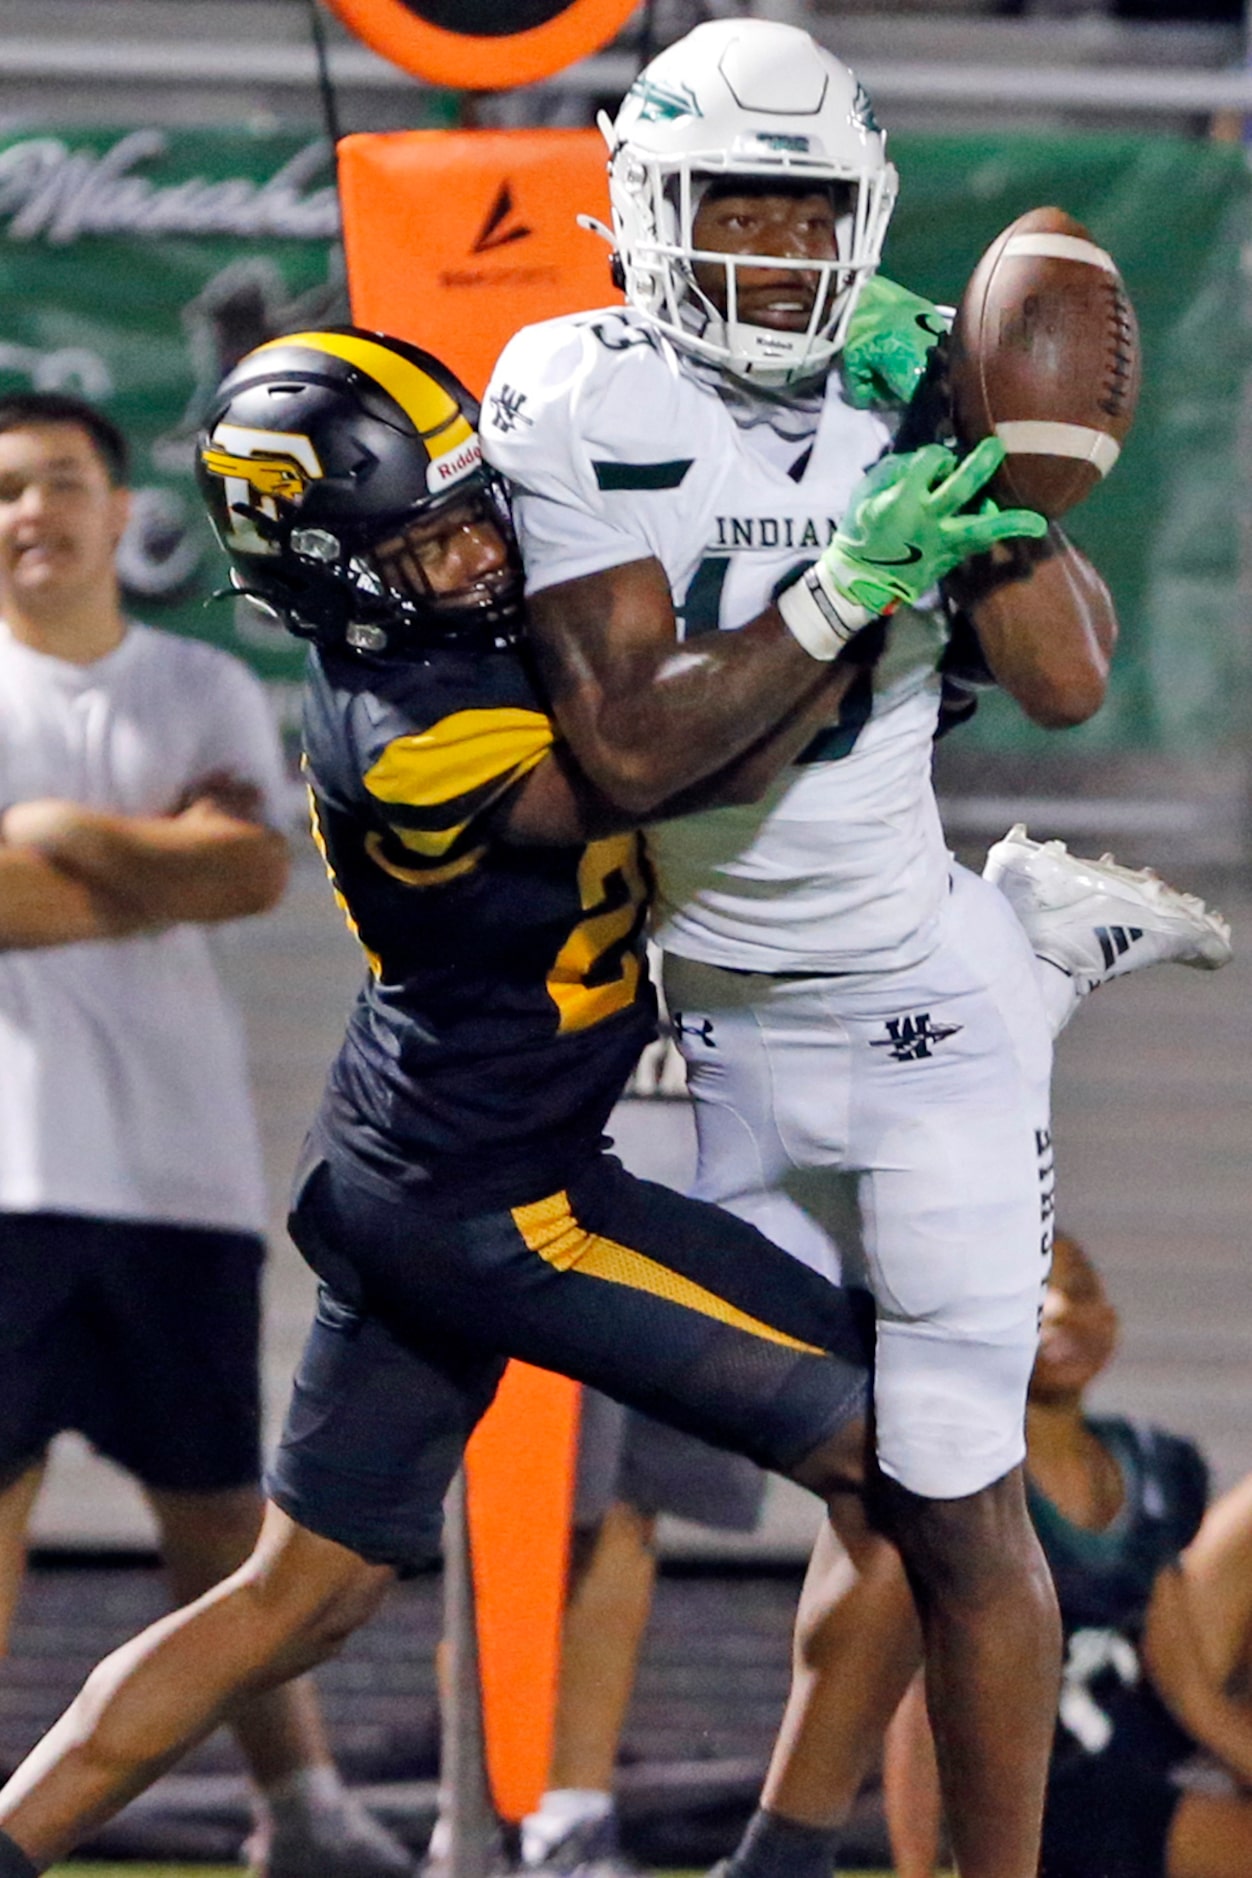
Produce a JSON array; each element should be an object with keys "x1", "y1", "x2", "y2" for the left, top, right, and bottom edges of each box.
[
  {"x1": 0, "y1": 1831, "x2": 39, "y2": 1878},
  {"x1": 724, "y1": 1808, "x2": 841, "y2": 1878}
]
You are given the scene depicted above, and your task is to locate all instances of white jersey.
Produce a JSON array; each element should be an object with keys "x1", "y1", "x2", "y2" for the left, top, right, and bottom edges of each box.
[
  {"x1": 483, "y1": 306, "x2": 952, "y2": 974},
  {"x1": 0, "y1": 621, "x2": 289, "y2": 1232}
]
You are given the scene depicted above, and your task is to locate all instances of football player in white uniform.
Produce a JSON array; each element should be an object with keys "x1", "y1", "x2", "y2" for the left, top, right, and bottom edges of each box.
[{"x1": 482, "y1": 20, "x2": 1230, "y2": 1878}]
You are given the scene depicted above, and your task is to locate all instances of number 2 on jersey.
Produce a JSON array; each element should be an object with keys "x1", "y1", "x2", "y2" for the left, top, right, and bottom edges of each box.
[{"x1": 546, "y1": 834, "x2": 650, "y2": 1033}]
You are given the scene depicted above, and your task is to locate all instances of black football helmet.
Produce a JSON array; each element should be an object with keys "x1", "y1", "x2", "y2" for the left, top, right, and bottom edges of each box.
[{"x1": 195, "y1": 326, "x2": 523, "y2": 655}]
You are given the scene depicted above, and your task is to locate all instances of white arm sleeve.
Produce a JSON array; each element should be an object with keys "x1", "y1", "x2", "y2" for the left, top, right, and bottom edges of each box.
[{"x1": 483, "y1": 313, "x2": 681, "y2": 596}]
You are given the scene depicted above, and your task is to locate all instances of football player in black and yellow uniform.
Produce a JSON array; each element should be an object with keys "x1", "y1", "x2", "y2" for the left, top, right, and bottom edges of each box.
[{"x1": 0, "y1": 331, "x2": 877, "y2": 1877}]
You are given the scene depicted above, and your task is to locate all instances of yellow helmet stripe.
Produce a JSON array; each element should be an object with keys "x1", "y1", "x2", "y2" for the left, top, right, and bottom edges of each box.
[{"x1": 254, "y1": 330, "x2": 474, "y2": 457}]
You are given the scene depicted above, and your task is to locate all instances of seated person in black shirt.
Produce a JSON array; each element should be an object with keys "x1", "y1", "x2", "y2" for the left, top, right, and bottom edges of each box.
[{"x1": 884, "y1": 1229, "x2": 1252, "y2": 1878}]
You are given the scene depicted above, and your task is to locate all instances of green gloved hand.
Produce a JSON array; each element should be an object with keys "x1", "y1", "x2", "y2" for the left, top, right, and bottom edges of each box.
[
  {"x1": 776, "y1": 438, "x2": 1048, "y2": 660},
  {"x1": 841, "y1": 275, "x2": 949, "y2": 410}
]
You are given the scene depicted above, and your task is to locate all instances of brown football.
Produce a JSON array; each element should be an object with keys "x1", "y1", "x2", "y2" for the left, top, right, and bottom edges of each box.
[{"x1": 948, "y1": 205, "x2": 1141, "y2": 518}]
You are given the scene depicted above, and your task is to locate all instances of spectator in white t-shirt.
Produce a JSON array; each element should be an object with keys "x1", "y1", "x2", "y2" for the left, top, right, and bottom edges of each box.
[{"x1": 0, "y1": 390, "x2": 415, "y2": 1878}]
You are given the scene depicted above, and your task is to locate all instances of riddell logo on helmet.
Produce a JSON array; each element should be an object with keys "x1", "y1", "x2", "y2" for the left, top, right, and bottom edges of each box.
[{"x1": 427, "y1": 435, "x2": 482, "y2": 490}]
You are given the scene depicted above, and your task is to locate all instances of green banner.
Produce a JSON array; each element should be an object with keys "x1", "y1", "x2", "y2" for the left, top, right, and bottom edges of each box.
[
  {"x1": 0, "y1": 123, "x2": 434, "y2": 723},
  {"x1": 887, "y1": 132, "x2": 1251, "y2": 756},
  {"x1": 0, "y1": 125, "x2": 1245, "y2": 754}
]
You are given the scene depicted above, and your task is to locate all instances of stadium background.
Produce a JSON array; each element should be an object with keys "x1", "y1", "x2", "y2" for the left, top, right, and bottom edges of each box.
[{"x1": 1, "y1": 2, "x2": 1249, "y2": 1869}]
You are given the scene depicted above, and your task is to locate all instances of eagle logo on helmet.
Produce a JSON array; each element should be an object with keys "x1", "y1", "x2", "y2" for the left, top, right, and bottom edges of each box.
[
  {"x1": 199, "y1": 446, "x2": 314, "y2": 503},
  {"x1": 851, "y1": 81, "x2": 882, "y2": 135},
  {"x1": 629, "y1": 77, "x2": 701, "y2": 123},
  {"x1": 199, "y1": 423, "x2": 324, "y2": 556}
]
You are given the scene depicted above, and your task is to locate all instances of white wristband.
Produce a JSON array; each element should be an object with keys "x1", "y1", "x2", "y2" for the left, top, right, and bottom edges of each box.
[{"x1": 776, "y1": 564, "x2": 875, "y2": 661}]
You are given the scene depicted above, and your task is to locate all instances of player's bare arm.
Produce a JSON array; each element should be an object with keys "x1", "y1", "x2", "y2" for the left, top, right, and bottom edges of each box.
[
  {"x1": 1, "y1": 794, "x2": 289, "y2": 925},
  {"x1": 945, "y1": 525, "x2": 1116, "y2": 728},
  {"x1": 498, "y1": 661, "x2": 858, "y2": 847},
  {"x1": 526, "y1": 558, "x2": 842, "y2": 817},
  {"x1": 528, "y1": 437, "x2": 1042, "y2": 819},
  {"x1": 647, "y1": 664, "x2": 869, "y2": 816},
  {"x1": 844, "y1": 264, "x2": 1120, "y2": 729}
]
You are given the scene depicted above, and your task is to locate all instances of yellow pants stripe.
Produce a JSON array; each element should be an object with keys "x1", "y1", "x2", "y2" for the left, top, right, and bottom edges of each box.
[{"x1": 511, "y1": 1190, "x2": 824, "y2": 1358}]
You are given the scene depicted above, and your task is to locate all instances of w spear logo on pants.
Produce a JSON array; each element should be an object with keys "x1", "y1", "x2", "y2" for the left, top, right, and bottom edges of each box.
[{"x1": 869, "y1": 1012, "x2": 963, "y2": 1061}]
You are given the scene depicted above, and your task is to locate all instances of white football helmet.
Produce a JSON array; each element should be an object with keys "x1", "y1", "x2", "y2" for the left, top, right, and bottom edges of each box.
[{"x1": 599, "y1": 19, "x2": 898, "y2": 386}]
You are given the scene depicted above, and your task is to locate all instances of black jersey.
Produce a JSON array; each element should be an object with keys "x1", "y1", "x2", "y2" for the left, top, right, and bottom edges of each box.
[
  {"x1": 302, "y1": 641, "x2": 656, "y2": 1211},
  {"x1": 1030, "y1": 1415, "x2": 1208, "y2": 1784}
]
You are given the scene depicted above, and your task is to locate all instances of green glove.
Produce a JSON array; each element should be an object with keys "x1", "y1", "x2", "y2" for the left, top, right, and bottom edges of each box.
[
  {"x1": 776, "y1": 438, "x2": 1047, "y2": 660},
  {"x1": 842, "y1": 275, "x2": 949, "y2": 410}
]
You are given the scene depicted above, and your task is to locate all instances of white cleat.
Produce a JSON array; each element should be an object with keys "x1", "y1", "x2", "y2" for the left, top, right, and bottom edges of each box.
[
  {"x1": 984, "y1": 823, "x2": 1233, "y2": 994},
  {"x1": 520, "y1": 1814, "x2": 640, "y2": 1878}
]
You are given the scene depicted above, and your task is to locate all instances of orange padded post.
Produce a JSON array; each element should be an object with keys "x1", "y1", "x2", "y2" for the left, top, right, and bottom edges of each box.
[
  {"x1": 340, "y1": 127, "x2": 621, "y2": 1824},
  {"x1": 464, "y1": 1364, "x2": 581, "y2": 1824},
  {"x1": 339, "y1": 127, "x2": 618, "y2": 397}
]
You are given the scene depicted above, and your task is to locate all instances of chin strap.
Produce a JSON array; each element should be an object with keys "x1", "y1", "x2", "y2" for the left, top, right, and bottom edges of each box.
[{"x1": 576, "y1": 215, "x2": 624, "y2": 290}]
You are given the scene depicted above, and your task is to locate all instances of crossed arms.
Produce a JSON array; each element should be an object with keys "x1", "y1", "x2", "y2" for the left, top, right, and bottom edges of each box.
[{"x1": 0, "y1": 774, "x2": 289, "y2": 950}]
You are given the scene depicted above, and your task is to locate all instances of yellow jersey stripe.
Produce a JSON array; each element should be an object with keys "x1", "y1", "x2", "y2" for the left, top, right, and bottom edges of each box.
[
  {"x1": 255, "y1": 330, "x2": 473, "y2": 454},
  {"x1": 364, "y1": 830, "x2": 486, "y2": 887},
  {"x1": 364, "y1": 709, "x2": 554, "y2": 812},
  {"x1": 512, "y1": 1191, "x2": 825, "y2": 1357},
  {"x1": 306, "y1": 781, "x2": 382, "y2": 976}
]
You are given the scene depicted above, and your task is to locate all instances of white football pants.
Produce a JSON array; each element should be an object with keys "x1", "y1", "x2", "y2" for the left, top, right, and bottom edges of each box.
[{"x1": 663, "y1": 865, "x2": 1056, "y2": 1500}]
